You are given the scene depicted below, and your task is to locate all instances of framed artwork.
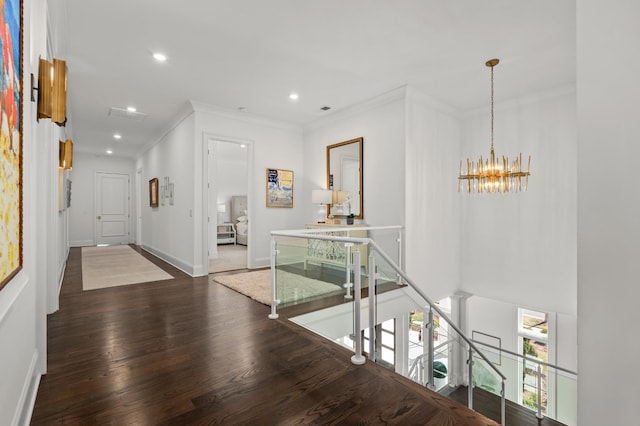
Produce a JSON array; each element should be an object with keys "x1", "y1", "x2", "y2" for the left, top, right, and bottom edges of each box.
[
  {"x1": 266, "y1": 168, "x2": 293, "y2": 208},
  {"x1": 0, "y1": 0, "x2": 24, "y2": 291},
  {"x1": 149, "y1": 178, "x2": 159, "y2": 207}
]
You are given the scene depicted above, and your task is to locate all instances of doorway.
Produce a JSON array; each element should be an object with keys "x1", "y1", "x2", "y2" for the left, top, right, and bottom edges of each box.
[
  {"x1": 208, "y1": 139, "x2": 249, "y2": 273},
  {"x1": 95, "y1": 171, "x2": 131, "y2": 245}
]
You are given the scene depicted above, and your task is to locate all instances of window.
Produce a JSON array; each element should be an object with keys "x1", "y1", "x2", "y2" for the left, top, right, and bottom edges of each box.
[
  {"x1": 364, "y1": 318, "x2": 395, "y2": 369},
  {"x1": 518, "y1": 308, "x2": 549, "y2": 414}
]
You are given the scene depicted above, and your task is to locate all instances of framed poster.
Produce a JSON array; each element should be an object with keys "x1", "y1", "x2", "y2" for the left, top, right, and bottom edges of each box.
[
  {"x1": 0, "y1": 0, "x2": 23, "y2": 291},
  {"x1": 149, "y1": 178, "x2": 159, "y2": 207},
  {"x1": 266, "y1": 168, "x2": 293, "y2": 208}
]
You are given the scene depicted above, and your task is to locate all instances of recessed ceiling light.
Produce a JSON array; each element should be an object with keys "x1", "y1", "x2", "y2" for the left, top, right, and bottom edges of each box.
[
  {"x1": 106, "y1": 150, "x2": 113, "y2": 155},
  {"x1": 126, "y1": 106, "x2": 137, "y2": 112},
  {"x1": 153, "y1": 52, "x2": 167, "y2": 62},
  {"x1": 240, "y1": 144, "x2": 246, "y2": 148},
  {"x1": 113, "y1": 133, "x2": 122, "y2": 139},
  {"x1": 289, "y1": 93, "x2": 299, "y2": 101}
]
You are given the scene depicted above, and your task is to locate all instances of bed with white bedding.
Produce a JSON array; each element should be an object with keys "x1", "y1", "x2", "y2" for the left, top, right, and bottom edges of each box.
[{"x1": 231, "y1": 195, "x2": 248, "y2": 245}]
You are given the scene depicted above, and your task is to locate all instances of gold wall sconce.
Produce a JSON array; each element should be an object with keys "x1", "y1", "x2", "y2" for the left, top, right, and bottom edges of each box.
[
  {"x1": 32, "y1": 58, "x2": 67, "y2": 125},
  {"x1": 59, "y1": 139, "x2": 73, "y2": 170}
]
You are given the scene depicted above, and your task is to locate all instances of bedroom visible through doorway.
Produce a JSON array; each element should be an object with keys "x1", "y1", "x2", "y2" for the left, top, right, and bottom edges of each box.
[{"x1": 208, "y1": 139, "x2": 248, "y2": 273}]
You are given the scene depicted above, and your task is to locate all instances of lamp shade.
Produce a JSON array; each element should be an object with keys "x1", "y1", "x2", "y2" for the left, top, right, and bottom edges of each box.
[{"x1": 311, "y1": 189, "x2": 332, "y2": 205}]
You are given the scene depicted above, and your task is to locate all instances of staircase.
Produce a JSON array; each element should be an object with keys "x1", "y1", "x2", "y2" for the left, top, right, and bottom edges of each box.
[{"x1": 269, "y1": 226, "x2": 576, "y2": 426}]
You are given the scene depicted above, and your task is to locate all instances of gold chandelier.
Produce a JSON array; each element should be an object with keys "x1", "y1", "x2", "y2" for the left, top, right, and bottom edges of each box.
[{"x1": 458, "y1": 59, "x2": 531, "y2": 193}]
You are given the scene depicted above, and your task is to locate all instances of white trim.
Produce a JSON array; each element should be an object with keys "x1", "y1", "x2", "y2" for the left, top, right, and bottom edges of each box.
[
  {"x1": 405, "y1": 86, "x2": 458, "y2": 117},
  {"x1": 140, "y1": 244, "x2": 200, "y2": 277},
  {"x1": 69, "y1": 239, "x2": 95, "y2": 247},
  {"x1": 135, "y1": 168, "x2": 142, "y2": 245},
  {"x1": 191, "y1": 101, "x2": 301, "y2": 132},
  {"x1": 135, "y1": 105, "x2": 195, "y2": 157},
  {"x1": 55, "y1": 246, "x2": 69, "y2": 309},
  {"x1": 0, "y1": 273, "x2": 29, "y2": 326},
  {"x1": 13, "y1": 351, "x2": 40, "y2": 426},
  {"x1": 460, "y1": 84, "x2": 576, "y2": 119},
  {"x1": 200, "y1": 132, "x2": 255, "y2": 272},
  {"x1": 253, "y1": 256, "x2": 270, "y2": 269},
  {"x1": 304, "y1": 86, "x2": 407, "y2": 132}
]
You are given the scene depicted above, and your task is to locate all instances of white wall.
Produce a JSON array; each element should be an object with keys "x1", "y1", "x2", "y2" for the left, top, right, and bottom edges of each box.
[
  {"x1": 0, "y1": 0, "x2": 55, "y2": 424},
  {"x1": 69, "y1": 153, "x2": 136, "y2": 247},
  {"x1": 193, "y1": 103, "x2": 304, "y2": 270},
  {"x1": 137, "y1": 113, "x2": 197, "y2": 274},
  {"x1": 577, "y1": 1, "x2": 640, "y2": 424},
  {"x1": 467, "y1": 296, "x2": 577, "y2": 414},
  {"x1": 303, "y1": 88, "x2": 406, "y2": 261},
  {"x1": 405, "y1": 88, "x2": 461, "y2": 301},
  {"x1": 460, "y1": 89, "x2": 577, "y2": 316}
]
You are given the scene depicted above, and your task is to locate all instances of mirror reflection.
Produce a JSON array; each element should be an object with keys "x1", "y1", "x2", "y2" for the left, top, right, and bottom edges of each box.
[{"x1": 326, "y1": 137, "x2": 363, "y2": 219}]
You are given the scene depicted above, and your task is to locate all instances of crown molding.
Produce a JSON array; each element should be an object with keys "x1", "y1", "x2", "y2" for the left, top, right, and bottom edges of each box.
[
  {"x1": 304, "y1": 86, "x2": 408, "y2": 133},
  {"x1": 404, "y1": 86, "x2": 459, "y2": 117},
  {"x1": 135, "y1": 102, "x2": 195, "y2": 158},
  {"x1": 189, "y1": 100, "x2": 302, "y2": 132},
  {"x1": 460, "y1": 84, "x2": 576, "y2": 119}
]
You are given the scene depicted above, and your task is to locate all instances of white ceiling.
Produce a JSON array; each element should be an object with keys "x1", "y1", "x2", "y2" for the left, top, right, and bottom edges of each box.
[{"x1": 52, "y1": 0, "x2": 575, "y2": 158}]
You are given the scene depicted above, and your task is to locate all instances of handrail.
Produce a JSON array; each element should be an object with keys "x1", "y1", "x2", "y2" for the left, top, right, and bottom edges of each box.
[
  {"x1": 271, "y1": 227, "x2": 507, "y2": 424},
  {"x1": 471, "y1": 339, "x2": 577, "y2": 376},
  {"x1": 269, "y1": 227, "x2": 506, "y2": 382},
  {"x1": 366, "y1": 238, "x2": 507, "y2": 382},
  {"x1": 408, "y1": 339, "x2": 452, "y2": 380}
]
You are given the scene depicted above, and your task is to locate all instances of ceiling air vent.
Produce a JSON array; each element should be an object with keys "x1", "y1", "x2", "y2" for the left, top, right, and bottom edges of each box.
[{"x1": 108, "y1": 107, "x2": 148, "y2": 121}]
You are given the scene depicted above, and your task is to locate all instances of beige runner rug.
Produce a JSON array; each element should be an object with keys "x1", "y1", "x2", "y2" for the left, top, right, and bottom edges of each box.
[
  {"x1": 82, "y1": 245, "x2": 174, "y2": 291},
  {"x1": 210, "y1": 269, "x2": 342, "y2": 306}
]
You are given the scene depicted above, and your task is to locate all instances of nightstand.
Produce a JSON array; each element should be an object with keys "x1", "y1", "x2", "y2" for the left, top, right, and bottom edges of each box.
[{"x1": 217, "y1": 223, "x2": 236, "y2": 245}]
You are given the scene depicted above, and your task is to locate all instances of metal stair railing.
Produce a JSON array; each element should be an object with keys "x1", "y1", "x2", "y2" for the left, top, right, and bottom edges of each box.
[
  {"x1": 270, "y1": 227, "x2": 507, "y2": 425},
  {"x1": 471, "y1": 339, "x2": 577, "y2": 422}
]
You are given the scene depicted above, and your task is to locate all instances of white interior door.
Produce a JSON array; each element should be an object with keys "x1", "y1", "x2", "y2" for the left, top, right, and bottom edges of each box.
[
  {"x1": 95, "y1": 172, "x2": 130, "y2": 245},
  {"x1": 136, "y1": 169, "x2": 142, "y2": 244},
  {"x1": 208, "y1": 139, "x2": 217, "y2": 259}
]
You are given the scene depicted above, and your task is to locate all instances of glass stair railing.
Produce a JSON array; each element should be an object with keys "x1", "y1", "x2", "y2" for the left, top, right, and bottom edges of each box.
[{"x1": 268, "y1": 226, "x2": 577, "y2": 426}]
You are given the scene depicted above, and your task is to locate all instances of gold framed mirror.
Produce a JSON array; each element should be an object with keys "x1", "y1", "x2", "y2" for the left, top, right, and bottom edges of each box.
[{"x1": 326, "y1": 137, "x2": 363, "y2": 219}]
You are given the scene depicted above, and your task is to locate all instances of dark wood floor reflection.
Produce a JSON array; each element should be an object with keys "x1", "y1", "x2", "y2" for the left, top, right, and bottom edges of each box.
[{"x1": 32, "y1": 246, "x2": 497, "y2": 425}]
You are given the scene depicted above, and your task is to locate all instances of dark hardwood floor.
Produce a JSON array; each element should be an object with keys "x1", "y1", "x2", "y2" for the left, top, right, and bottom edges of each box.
[
  {"x1": 447, "y1": 387, "x2": 566, "y2": 426},
  {"x1": 32, "y1": 246, "x2": 498, "y2": 425}
]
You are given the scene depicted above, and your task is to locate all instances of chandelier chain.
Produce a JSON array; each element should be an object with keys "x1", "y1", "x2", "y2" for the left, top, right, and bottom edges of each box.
[
  {"x1": 490, "y1": 63, "x2": 494, "y2": 153},
  {"x1": 457, "y1": 58, "x2": 531, "y2": 194}
]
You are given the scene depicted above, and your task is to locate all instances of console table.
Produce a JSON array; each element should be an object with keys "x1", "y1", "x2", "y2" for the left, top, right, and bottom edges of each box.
[{"x1": 304, "y1": 223, "x2": 368, "y2": 274}]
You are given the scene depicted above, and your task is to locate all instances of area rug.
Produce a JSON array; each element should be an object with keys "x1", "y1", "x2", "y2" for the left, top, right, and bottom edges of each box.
[
  {"x1": 81, "y1": 245, "x2": 174, "y2": 291},
  {"x1": 210, "y1": 269, "x2": 342, "y2": 306}
]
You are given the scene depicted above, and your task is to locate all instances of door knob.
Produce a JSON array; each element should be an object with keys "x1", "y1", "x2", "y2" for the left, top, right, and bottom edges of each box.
[{"x1": 97, "y1": 216, "x2": 101, "y2": 220}]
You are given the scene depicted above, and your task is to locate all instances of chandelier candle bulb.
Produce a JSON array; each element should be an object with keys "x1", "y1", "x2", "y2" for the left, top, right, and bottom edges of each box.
[{"x1": 458, "y1": 58, "x2": 531, "y2": 194}]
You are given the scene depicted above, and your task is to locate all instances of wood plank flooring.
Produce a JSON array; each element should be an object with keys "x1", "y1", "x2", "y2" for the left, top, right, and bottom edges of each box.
[
  {"x1": 447, "y1": 387, "x2": 567, "y2": 426},
  {"x1": 32, "y1": 246, "x2": 498, "y2": 425}
]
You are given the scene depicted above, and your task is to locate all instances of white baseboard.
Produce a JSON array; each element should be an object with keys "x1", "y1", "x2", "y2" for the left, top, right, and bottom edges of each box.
[
  {"x1": 70, "y1": 239, "x2": 94, "y2": 247},
  {"x1": 14, "y1": 351, "x2": 40, "y2": 426},
  {"x1": 141, "y1": 245, "x2": 195, "y2": 277},
  {"x1": 253, "y1": 256, "x2": 270, "y2": 269}
]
